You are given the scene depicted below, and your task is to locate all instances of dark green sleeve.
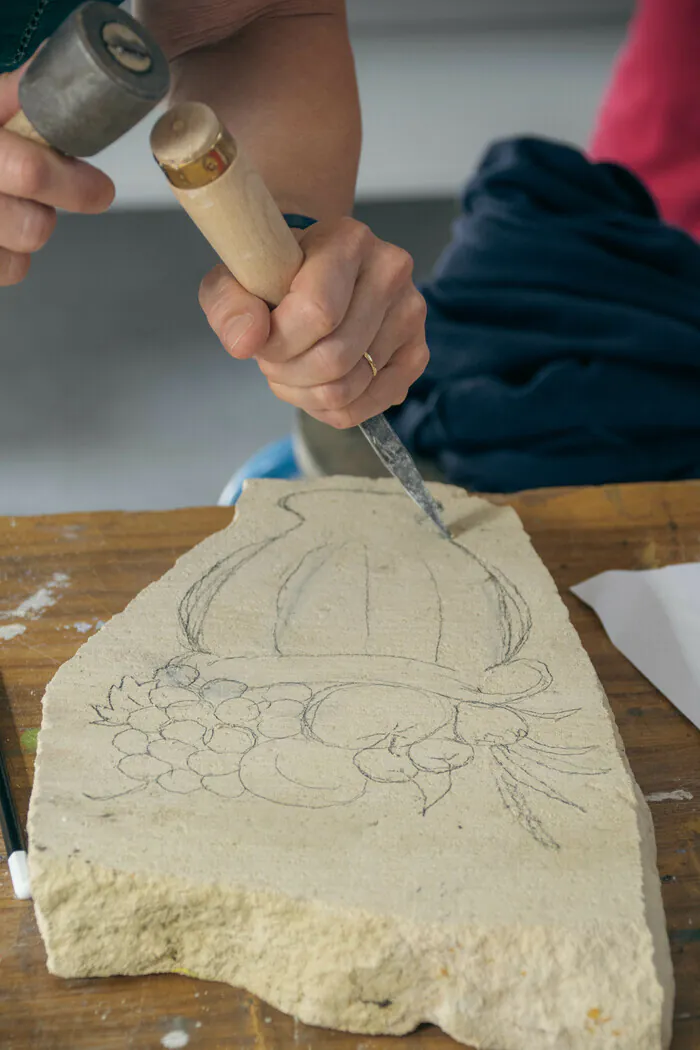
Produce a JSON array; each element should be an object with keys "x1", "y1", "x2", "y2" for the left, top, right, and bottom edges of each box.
[{"x1": 1, "y1": 0, "x2": 121, "y2": 73}]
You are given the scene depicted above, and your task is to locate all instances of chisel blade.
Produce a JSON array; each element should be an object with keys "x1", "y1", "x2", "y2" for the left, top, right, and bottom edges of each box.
[{"x1": 359, "y1": 414, "x2": 450, "y2": 538}]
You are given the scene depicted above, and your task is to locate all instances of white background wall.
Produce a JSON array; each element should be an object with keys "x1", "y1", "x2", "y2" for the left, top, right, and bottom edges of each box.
[
  {"x1": 346, "y1": 0, "x2": 632, "y2": 27},
  {"x1": 99, "y1": 2, "x2": 630, "y2": 206}
]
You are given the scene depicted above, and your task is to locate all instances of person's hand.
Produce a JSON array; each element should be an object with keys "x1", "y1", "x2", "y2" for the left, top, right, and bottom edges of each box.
[
  {"x1": 0, "y1": 69, "x2": 115, "y2": 286},
  {"x1": 198, "y1": 217, "x2": 429, "y2": 428}
]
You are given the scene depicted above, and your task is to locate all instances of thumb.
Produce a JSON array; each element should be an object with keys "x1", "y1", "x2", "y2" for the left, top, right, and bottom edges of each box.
[
  {"x1": 0, "y1": 68, "x2": 24, "y2": 125},
  {"x1": 199, "y1": 264, "x2": 271, "y2": 360}
]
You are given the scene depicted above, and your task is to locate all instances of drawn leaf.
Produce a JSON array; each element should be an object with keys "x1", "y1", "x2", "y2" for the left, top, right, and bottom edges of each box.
[
  {"x1": 119, "y1": 677, "x2": 154, "y2": 708},
  {"x1": 515, "y1": 705, "x2": 580, "y2": 722},
  {"x1": 91, "y1": 677, "x2": 153, "y2": 726},
  {"x1": 91, "y1": 704, "x2": 124, "y2": 727},
  {"x1": 494, "y1": 769, "x2": 560, "y2": 851},
  {"x1": 524, "y1": 738, "x2": 597, "y2": 757},
  {"x1": 414, "y1": 771, "x2": 452, "y2": 813},
  {"x1": 517, "y1": 742, "x2": 610, "y2": 776},
  {"x1": 491, "y1": 747, "x2": 584, "y2": 812}
]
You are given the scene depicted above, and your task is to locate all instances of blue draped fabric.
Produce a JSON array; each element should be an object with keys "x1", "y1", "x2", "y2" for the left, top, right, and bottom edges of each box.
[{"x1": 391, "y1": 137, "x2": 700, "y2": 491}]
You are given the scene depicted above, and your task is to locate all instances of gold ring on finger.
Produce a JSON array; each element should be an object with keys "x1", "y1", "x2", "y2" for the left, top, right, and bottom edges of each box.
[{"x1": 363, "y1": 351, "x2": 378, "y2": 378}]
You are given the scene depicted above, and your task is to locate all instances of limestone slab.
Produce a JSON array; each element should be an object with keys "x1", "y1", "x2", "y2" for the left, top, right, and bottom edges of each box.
[{"x1": 28, "y1": 478, "x2": 673, "y2": 1049}]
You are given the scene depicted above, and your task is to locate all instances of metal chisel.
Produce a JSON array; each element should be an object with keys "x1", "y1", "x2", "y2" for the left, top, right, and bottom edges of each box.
[
  {"x1": 358, "y1": 414, "x2": 449, "y2": 537},
  {"x1": 150, "y1": 102, "x2": 450, "y2": 538}
]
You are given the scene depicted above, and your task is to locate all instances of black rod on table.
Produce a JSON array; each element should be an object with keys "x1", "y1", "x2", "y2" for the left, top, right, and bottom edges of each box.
[{"x1": 0, "y1": 736, "x2": 31, "y2": 899}]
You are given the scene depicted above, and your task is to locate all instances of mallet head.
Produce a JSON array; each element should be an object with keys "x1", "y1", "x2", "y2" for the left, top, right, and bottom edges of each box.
[{"x1": 18, "y1": 1, "x2": 170, "y2": 157}]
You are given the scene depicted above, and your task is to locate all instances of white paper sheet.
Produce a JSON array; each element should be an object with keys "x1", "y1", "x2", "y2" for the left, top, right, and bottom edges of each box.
[{"x1": 571, "y1": 563, "x2": 700, "y2": 732}]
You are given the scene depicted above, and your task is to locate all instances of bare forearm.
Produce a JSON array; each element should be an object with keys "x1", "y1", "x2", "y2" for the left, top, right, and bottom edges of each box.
[
  {"x1": 138, "y1": 2, "x2": 361, "y2": 219},
  {"x1": 137, "y1": 3, "x2": 426, "y2": 432}
]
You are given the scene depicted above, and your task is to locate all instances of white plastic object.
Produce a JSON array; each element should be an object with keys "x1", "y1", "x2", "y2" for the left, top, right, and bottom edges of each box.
[{"x1": 8, "y1": 850, "x2": 32, "y2": 900}]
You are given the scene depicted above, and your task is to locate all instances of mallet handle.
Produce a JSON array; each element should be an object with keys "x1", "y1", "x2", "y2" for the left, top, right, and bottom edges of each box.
[{"x1": 5, "y1": 109, "x2": 49, "y2": 148}]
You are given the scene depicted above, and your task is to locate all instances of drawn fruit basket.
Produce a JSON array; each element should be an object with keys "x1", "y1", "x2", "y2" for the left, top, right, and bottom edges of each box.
[{"x1": 92, "y1": 487, "x2": 606, "y2": 847}]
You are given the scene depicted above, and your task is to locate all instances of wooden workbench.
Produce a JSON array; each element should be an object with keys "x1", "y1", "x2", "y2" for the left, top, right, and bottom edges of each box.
[{"x1": 0, "y1": 482, "x2": 698, "y2": 1050}]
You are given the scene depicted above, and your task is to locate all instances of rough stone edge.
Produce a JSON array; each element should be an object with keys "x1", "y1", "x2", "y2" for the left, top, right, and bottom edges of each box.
[{"x1": 30, "y1": 853, "x2": 668, "y2": 1050}]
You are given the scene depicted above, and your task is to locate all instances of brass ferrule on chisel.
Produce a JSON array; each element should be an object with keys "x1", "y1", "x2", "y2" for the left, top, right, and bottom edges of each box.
[
  {"x1": 155, "y1": 123, "x2": 236, "y2": 189},
  {"x1": 151, "y1": 101, "x2": 304, "y2": 306}
]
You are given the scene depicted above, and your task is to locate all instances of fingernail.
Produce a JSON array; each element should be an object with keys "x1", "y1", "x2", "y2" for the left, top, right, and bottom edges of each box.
[
  {"x1": 223, "y1": 313, "x2": 254, "y2": 350},
  {"x1": 201, "y1": 264, "x2": 228, "y2": 294}
]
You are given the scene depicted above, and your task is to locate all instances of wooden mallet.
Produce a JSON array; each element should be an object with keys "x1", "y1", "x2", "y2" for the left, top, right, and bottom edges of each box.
[{"x1": 4, "y1": 0, "x2": 169, "y2": 157}]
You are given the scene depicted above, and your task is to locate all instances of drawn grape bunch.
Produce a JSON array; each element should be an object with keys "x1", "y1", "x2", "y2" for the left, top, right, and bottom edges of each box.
[{"x1": 91, "y1": 661, "x2": 311, "y2": 797}]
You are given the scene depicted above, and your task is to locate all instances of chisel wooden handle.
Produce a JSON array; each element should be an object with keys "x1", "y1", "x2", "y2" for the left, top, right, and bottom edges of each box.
[{"x1": 151, "y1": 102, "x2": 303, "y2": 307}]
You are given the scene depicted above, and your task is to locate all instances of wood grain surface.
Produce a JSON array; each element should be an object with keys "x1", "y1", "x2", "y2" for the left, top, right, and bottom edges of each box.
[{"x1": 0, "y1": 482, "x2": 698, "y2": 1050}]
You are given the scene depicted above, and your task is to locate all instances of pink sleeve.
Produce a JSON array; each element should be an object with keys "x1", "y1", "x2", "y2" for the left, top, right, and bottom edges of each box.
[{"x1": 589, "y1": 0, "x2": 700, "y2": 238}]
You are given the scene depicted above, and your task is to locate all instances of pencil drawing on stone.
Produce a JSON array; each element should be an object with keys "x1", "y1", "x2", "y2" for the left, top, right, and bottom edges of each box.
[{"x1": 87, "y1": 486, "x2": 610, "y2": 850}]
